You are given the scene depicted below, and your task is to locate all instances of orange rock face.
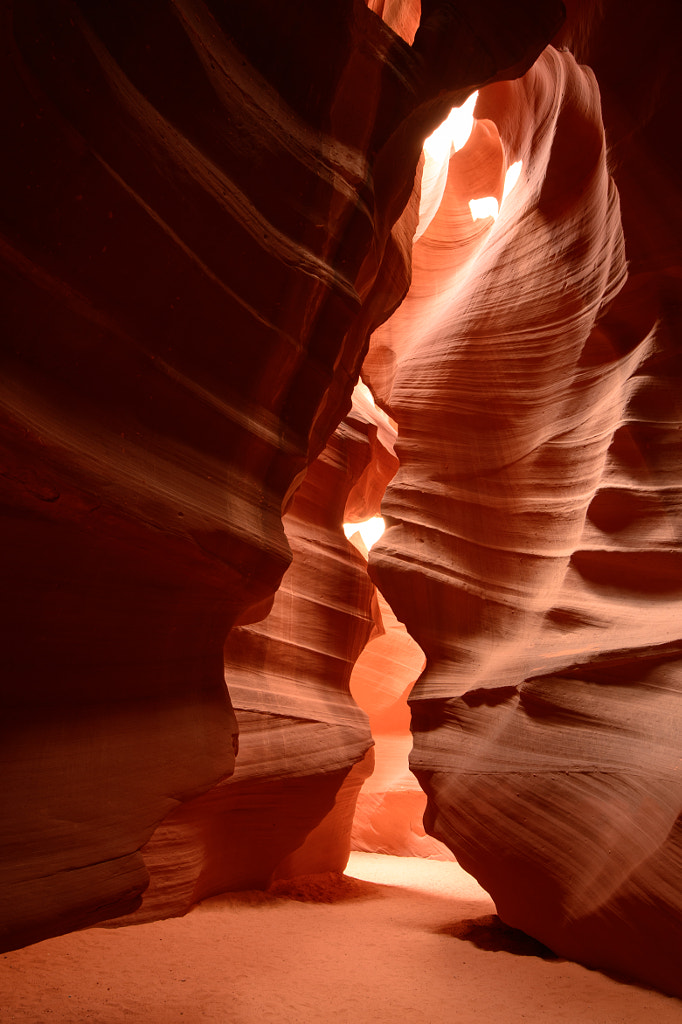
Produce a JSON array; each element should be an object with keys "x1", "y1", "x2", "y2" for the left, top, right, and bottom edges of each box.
[
  {"x1": 349, "y1": 586, "x2": 456, "y2": 860},
  {"x1": 117, "y1": 386, "x2": 394, "y2": 921},
  {"x1": 367, "y1": 11, "x2": 682, "y2": 998}
]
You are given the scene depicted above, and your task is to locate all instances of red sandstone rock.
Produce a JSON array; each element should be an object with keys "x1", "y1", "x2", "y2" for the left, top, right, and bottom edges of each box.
[
  {"x1": 4, "y1": 0, "x2": 679, "y2": 1002},
  {"x1": 2, "y1": 0, "x2": 556, "y2": 949},
  {"x1": 340, "y1": 389, "x2": 453, "y2": 860},
  {"x1": 368, "y1": 17, "x2": 682, "y2": 998},
  {"x1": 1, "y1": 0, "x2": 565, "y2": 959},
  {"x1": 124, "y1": 386, "x2": 395, "y2": 919},
  {"x1": 338, "y1": 540, "x2": 450, "y2": 861},
  {"x1": 349, "y1": 589, "x2": 454, "y2": 859}
]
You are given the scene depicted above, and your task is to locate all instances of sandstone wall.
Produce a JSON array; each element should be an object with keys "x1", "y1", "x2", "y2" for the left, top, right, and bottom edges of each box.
[{"x1": 367, "y1": 6, "x2": 682, "y2": 997}]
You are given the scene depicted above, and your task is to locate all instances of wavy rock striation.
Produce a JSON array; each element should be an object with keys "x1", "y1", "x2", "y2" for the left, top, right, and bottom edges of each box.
[
  {"x1": 116, "y1": 385, "x2": 396, "y2": 921},
  {"x1": 368, "y1": 19, "x2": 682, "y2": 998},
  {"x1": 339, "y1": 399, "x2": 451, "y2": 859}
]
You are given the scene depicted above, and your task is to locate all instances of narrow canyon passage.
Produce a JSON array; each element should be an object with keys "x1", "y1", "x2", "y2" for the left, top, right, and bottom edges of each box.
[
  {"x1": 2, "y1": 0, "x2": 681, "y2": 1007},
  {"x1": 2, "y1": 854, "x2": 680, "y2": 1024}
]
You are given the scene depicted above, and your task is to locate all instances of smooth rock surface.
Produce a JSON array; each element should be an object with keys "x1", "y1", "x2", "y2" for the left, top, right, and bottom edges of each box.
[
  {"x1": 125, "y1": 385, "x2": 394, "y2": 920},
  {"x1": 367, "y1": 15, "x2": 682, "y2": 998},
  {"x1": 349, "y1": 587, "x2": 454, "y2": 860}
]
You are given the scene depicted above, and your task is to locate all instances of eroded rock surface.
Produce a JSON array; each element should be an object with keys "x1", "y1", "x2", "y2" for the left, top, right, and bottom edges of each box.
[
  {"x1": 124, "y1": 385, "x2": 398, "y2": 920},
  {"x1": 349, "y1": 587, "x2": 455, "y2": 860},
  {"x1": 368, "y1": 17, "x2": 682, "y2": 998}
]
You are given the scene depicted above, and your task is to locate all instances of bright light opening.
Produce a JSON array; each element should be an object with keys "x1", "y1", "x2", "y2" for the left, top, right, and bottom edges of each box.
[
  {"x1": 418, "y1": 91, "x2": 479, "y2": 240},
  {"x1": 502, "y1": 159, "x2": 523, "y2": 201},
  {"x1": 468, "y1": 160, "x2": 524, "y2": 223},
  {"x1": 469, "y1": 196, "x2": 499, "y2": 221},
  {"x1": 343, "y1": 516, "x2": 386, "y2": 552},
  {"x1": 423, "y1": 90, "x2": 478, "y2": 162}
]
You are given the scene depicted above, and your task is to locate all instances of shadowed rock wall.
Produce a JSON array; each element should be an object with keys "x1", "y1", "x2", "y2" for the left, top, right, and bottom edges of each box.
[{"x1": 0, "y1": 0, "x2": 563, "y2": 951}]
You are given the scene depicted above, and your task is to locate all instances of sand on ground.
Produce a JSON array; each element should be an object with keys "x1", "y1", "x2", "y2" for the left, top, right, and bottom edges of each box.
[{"x1": 1, "y1": 853, "x2": 680, "y2": 1023}]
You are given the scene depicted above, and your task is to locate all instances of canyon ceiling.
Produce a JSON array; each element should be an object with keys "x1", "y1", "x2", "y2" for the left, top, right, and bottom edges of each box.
[{"x1": 1, "y1": 0, "x2": 681, "y2": 1001}]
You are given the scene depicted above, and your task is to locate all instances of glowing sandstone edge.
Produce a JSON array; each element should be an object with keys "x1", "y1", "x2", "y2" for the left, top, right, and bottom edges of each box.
[{"x1": 342, "y1": 413, "x2": 452, "y2": 859}]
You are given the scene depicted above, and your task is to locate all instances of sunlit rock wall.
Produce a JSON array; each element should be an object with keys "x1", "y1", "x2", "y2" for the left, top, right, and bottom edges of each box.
[
  {"x1": 367, "y1": 4, "x2": 682, "y2": 998},
  {"x1": 1, "y1": 0, "x2": 563, "y2": 950},
  {"x1": 339, "y1": 398, "x2": 452, "y2": 860},
  {"x1": 349, "y1": 586, "x2": 456, "y2": 859}
]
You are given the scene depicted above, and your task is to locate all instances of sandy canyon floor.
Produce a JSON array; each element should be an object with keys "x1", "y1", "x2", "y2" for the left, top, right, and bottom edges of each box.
[{"x1": 2, "y1": 853, "x2": 680, "y2": 1023}]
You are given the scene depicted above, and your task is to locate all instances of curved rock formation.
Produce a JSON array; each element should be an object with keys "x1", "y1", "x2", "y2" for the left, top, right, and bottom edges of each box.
[
  {"x1": 21, "y1": 0, "x2": 681, "y2": 999},
  {"x1": 115, "y1": 384, "x2": 396, "y2": 921},
  {"x1": 349, "y1": 586, "x2": 456, "y2": 859},
  {"x1": 368, "y1": 12, "x2": 682, "y2": 998},
  {"x1": 0, "y1": 0, "x2": 492, "y2": 949},
  {"x1": 1, "y1": 1, "x2": 377, "y2": 948}
]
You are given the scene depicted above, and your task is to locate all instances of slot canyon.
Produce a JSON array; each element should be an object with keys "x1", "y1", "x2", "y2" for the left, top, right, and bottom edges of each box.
[{"x1": 1, "y1": 0, "x2": 681, "y2": 1013}]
